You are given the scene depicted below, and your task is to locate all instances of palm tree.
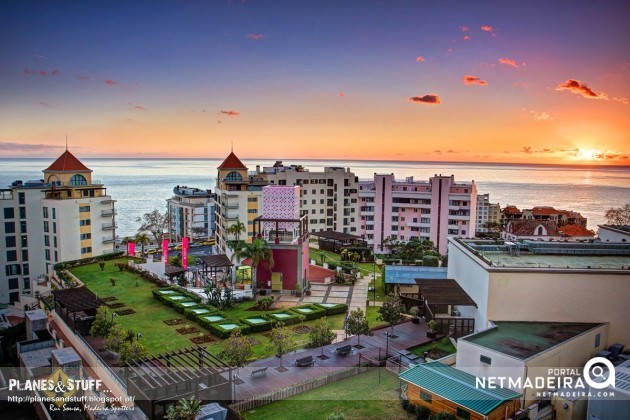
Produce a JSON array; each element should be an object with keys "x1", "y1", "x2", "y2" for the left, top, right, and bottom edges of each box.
[
  {"x1": 228, "y1": 221, "x2": 246, "y2": 242},
  {"x1": 165, "y1": 398, "x2": 201, "y2": 420},
  {"x1": 134, "y1": 233, "x2": 150, "y2": 256},
  {"x1": 232, "y1": 238, "x2": 274, "y2": 296}
]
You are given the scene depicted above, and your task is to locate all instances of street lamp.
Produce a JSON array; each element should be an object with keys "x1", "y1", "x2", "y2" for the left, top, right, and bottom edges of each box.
[
  {"x1": 136, "y1": 332, "x2": 143, "y2": 341},
  {"x1": 385, "y1": 331, "x2": 390, "y2": 358},
  {"x1": 111, "y1": 313, "x2": 118, "y2": 322}
]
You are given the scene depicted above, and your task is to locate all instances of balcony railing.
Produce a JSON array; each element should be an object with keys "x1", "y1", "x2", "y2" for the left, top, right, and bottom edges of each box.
[
  {"x1": 102, "y1": 209, "x2": 117, "y2": 216},
  {"x1": 103, "y1": 237, "x2": 116, "y2": 244},
  {"x1": 102, "y1": 222, "x2": 117, "y2": 230}
]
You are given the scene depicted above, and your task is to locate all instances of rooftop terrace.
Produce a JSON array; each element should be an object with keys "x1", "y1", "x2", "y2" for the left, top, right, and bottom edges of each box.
[
  {"x1": 462, "y1": 321, "x2": 603, "y2": 360},
  {"x1": 456, "y1": 239, "x2": 630, "y2": 270}
]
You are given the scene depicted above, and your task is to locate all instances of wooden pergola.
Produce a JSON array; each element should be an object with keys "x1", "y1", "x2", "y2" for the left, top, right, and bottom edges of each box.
[
  {"x1": 312, "y1": 230, "x2": 366, "y2": 252},
  {"x1": 126, "y1": 346, "x2": 234, "y2": 419},
  {"x1": 52, "y1": 288, "x2": 104, "y2": 335},
  {"x1": 199, "y1": 254, "x2": 233, "y2": 280}
]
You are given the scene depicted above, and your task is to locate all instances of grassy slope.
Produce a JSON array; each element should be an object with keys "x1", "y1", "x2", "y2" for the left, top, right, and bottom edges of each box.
[{"x1": 242, "y1": 368, "x2": 412, "y2": 420}]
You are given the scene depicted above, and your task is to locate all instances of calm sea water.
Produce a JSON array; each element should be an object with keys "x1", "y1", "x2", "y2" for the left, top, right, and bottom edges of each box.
[{"x1": 1, "y1": 158, "x2": 628, "y2": 237}]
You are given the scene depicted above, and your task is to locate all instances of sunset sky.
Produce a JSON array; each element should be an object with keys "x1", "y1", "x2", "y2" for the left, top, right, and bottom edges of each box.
[{"x1": 1, "y1": 1, "x2": 629, "y2": 164}]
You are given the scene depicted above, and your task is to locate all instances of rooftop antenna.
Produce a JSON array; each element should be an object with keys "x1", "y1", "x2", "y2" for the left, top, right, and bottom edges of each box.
[
  {"x1": 65, "y1": 135, "x2": 68, "y2": 151},
  {"x1": 231, "y1": 140, "x2": 233, "y2": 153}
]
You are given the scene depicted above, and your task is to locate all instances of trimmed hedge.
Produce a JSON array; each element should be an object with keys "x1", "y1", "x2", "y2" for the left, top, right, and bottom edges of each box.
[
  {"x1": 314, "y1": 303, "x2": 348, "y2": 316},
  {"x1": 206, "y1": 321, "x2": 251, "y2": 339},
  {"x1": 54, "y1": 251, "x2": 126, "y2": 270},
  {"x1": 290, "y1": 304, "x2": 327, "y2": 321},
  {"x1": 183, "y1": 305, "x2": 217, "y2": 321},
  {"x1": 267, "y1": 311, "x2": 304, "y2": 326},
  {"x1": 241, "y1": 316, "x2": 275, "y2": 333},
  {"x1": 196, "y1": 312, "x2": 231, "y2": 330}
]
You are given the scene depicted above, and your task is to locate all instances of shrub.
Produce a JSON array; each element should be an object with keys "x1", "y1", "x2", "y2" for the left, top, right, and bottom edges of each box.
[
  {"x1": 256, "y1": 296, "x2": 274, "y2": 310},
  {"x1": 401, "y1": 399, "x2": 410, "y2": 411},
  {"x1": 206, "y1": 322, "x2": 251, "y2": 339},
  {"x1": 241, "y1": 316, "x2": 275, "y2": 333},
  {"x1": 109, "y1": 278, "x2": 116, "y2": 286},
  {"x1": 409, "y1": 306, "x2": 420, "y2": 317},
  {"x1": 427, "y1": 319, "x2": 437, "y2": 332},
  {"x1": 415, "y1": 405, "x2": 431, "y2": 420},
  {"x1": 422, "y1": 255, "x2": 440, "y2": 267},
  {"x1": 98, "y1": 260, "x2": 105, "y2": 271},
  {"x1": 268, "y1": 312, "x2": 304, "y2": 326},
  {"x1": 53, "y1": 252, "x2": 125, "y2": 271},
  {"x1": 183, "y1": 305, "x2": 217, "y2": 321},
  {"x1": 196, "y1": 312, "x2": 230, "y2": 330}
]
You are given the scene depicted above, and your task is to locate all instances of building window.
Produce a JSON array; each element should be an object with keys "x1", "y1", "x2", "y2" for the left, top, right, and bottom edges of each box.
[
  {"x1": 19, "y1": 207, "x2": 26, "y2": 219},
  {"x1": 20, "y1": 221, "x2": 27, "y2": 233},
  {"x1": 45, "y1": 249, "x2": 51, "y2": 260},
  {"x1": 23, "y1": 278, "x2": 31, "y2": 290},
  {"x1": 247, "y1": 209, "x2": 257, "y2": 214},
  {"x1": 21, "y1": 235, "x2": 27, "y2": 247},
  {"x1": 69, "y1": 174, "x2": 88, "y2": 186},
  {"x1": 52, "y1": 208, "x2": 56, "y2": 219},
  {"x1": 6, "y1": 250, "x2": 17, "y2": 262},
  {"x1": 79, "y1": 205, "x2": 91, "y2": 213},
  {"x1": 6, "y1": 264, "x2": 21, "y2": 276},
  {"x1": 595, "y1": 333, "x2": 601, "y2": 348},
  {"x1": 225, "y1": 171, "x2": 243, "y2": 181},
  {"x1": 81, "y1": 247, "x2": 92, "y2": 254},
  {"x1": 480, "y1": 355, "x2": 492, "y2": 365},
  {"x1": 5, "y1": 236, "x2": 16, "y2": 248},
  {"x1": 8, "y1": 278, "x2": 19, "y2": 290},
  {"x1": 44, "y1": 221, "x2": 49, "y2": 232},
  {"x1": 44, "y1": 235, "x2": 50, "y2": 246},
  {"x1": 53, "y1": 236, "x2": 57, "y2": 247},
  {"x1": 247, "y1": 197, "x2": 258, "y2": 202},
  {"x1": 420, "y1": 391, "x2": 432, "y2": 404},
  {"x1": 456, "y1": 408, "x2": 471, "y2": 420},
  {"x1": 53, "y1": 222, "x2": 56, "y2": 233},
  {"x1": 21, "y1": 250, "x2": 28, "y2": 261},
  {"x1": 80, "y1": 233, "x2": 92, "y2": 240},
  {"x1": 18, "y1": 192, "x2": 25, "y2": 204},
  {"x1": 4, "y1": 207, "x2": 14, "y2": 219},
  {"x1": 80, "y1": 219, "x2": 91, "y2": 226},
  {"x1": 22, "y1": 263, "x2": 29, "y2": 275}
]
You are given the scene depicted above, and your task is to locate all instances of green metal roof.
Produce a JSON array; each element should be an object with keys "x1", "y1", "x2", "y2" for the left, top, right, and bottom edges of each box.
[{"x1": 400, "y1": 362, "x2": 522, "y2": 416}]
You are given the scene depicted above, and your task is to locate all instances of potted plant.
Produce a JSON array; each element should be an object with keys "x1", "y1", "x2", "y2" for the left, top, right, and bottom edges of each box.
[
  {"x1": 305, "y1": 281, "x2": 312, "y2": 296},
  {"x1": 427, "y1": 319, "x2": 437, "y2": 338},
  {"x1": 295, "y1": 284, "x2": 302, "y2": 297},
  {"x1": 409, "y1": 306, "x2": 420, "y2": 324}
]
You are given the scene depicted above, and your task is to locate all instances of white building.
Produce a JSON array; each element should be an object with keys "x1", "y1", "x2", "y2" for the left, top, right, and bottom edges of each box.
[
  {"x1": 447, "y1": 238, "x2": 630, "y2": 345},
  {"x1": 167, "y1": 186, "x2": 215, "y2": 242},
  {"x1": 0, "y1": 150, "x2": 116, "y2": 304},
  {"x1": 357, "y1": 174, "x2": 478, "y2": 254},
  {"x1": 262, "y1": 162, "x2": 359, "y2": 235},
  {"x1": 475, "y1": 193, "x2": 500, "y2": 234},
  {"x1": 598, "y1": 224, "x2": 630, "y2": 243}
]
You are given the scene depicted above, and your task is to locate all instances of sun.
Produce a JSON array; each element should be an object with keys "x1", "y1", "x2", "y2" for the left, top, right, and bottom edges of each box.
[{"x1": 575, "y1": 148, "x2": 600, "y2": 161}]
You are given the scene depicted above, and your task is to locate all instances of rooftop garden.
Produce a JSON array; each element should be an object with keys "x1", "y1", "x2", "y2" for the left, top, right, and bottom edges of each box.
[{"x1": 69, "y1": 258, "x2": 347, "y2": 360}]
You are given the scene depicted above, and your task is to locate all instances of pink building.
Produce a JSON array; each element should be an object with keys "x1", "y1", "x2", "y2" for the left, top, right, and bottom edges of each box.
[
  {"x1": 357, "y1": 174, "x2": 477, "y2": 254},
  {"x1": 251, "y1": 186, "x2": 310, "y2": 291}
]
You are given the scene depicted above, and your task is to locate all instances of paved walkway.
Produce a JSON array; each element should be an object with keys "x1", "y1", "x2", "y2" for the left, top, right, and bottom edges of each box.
[{"x1": 233, "y1": 320, "x2": 430, "y2": 401}]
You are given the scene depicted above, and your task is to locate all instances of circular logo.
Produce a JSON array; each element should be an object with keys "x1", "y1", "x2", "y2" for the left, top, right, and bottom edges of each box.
[{"x1": 583, "y1": 357, "x2": 616, "y2": 390}]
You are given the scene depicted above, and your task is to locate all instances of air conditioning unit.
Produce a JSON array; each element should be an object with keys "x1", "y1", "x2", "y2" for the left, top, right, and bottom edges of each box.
[{"x1": 527, "y1": 403, "x2": 539, "y2": 419}]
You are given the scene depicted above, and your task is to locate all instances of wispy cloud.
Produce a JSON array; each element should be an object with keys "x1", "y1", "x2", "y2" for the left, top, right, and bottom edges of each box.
[
  {"x1": 462, "y1": 75, "x2": 488, "y2": 86},
  {"x1": 463, "y1": 35, "x2": 470, "y2": 41},
  {"x1": 128, "y1": 102, "x2": 146, "y2": 110},
  {"x1": 220, "y1": 110, "x2": 240, "y2": 116},
  {"x1": 409, "y1": 94, "x2": 441, "y2": 105},
  {"x1": 104, "y1": 79, "x2": 119, "y2": 86},
  {"x1": 76, "y1": 74, "x2": 90, "y2": 80},
  {"x1": 416, "y1": 55, "x2": 425, "y2": 63},
  {"x1": 0, "y1": 142, "x2": 63, "y2": 152},
  {"x1": 38, "y1": 101, "x2": 54, "y2": 108},
  {"x1": 522, "y1": 146, "x2": 533, "y2": 154},
  {"x1": 481, "y1": 25, "x2": 494, "y2": 32},
  {"x1": 245, "y1": 33, "x2": 264, "y2": 40},
  {"x1": 39, "y1": 70, "x2": 47, "y2": 76},
  {"x1": 338, "y1": 92, "x2": 345, "y2": 97},
  {"x1": 529, "y1": 110, "x2": 554, "y2": 121},
  {"x1": 612, "y1": 97, "x2": 629, "y2": 105},
  {"x1": 51, "y1": 69, "x2": 59, "y2": 76},
  {"x1": 459, "y1": 25, "x2": 469, "y2": 32},
  {"x1": 556, "y1": 79, "x2": 607, "y2": 99},
  {"x1": 498, "y1": 57, "x2": 519, "y2": 68}
]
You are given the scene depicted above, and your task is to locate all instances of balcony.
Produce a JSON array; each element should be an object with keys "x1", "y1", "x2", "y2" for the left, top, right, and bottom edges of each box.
[
  {"x1": 100, "y1": 198, "x2": 116, "y2": 204},
  {"x1": 226, "y1": 203, "x2": 239, "y2": 209},
  {"x1": 101, "y1": 209, "x2": 117, "y2": 217},
  {"x1": 103, "y1": 237, "x2": 116, "y2": 244},
  {"x1": 102, "y1": 222, "x2": 117, "y2": 230}
]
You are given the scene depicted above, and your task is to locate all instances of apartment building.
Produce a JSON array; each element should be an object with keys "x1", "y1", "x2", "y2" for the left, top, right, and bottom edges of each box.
[
  {"x1": 262, "y1": 162, "x2": 359, "y2": 234},
  {"x1": 502, "y1": 205, "x2": 588, "y2": 226},
  {"x1": 167, "y1": 186, "x2": 215, "y2": 242},
  {"x1": 475, "y1": 193, "x2": 500, "y2": 234},
  {"x1": 214, "y1": 152, "x2": 266, "y2": 257},
  {"x1": 357, "y1": 174, "x2": 477, "y2": 254},
  {"x1": 0, "y1": 150, "x2": 116, "y2": 304}
]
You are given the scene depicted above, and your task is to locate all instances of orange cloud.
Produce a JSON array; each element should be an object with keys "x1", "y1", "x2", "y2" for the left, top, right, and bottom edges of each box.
[
  {"x1": 220, "y1": 110, "x2": 240, "y2": 116},
  {"x1": 498, "y1": 57, "x2": 519, "y2": 67},
  {"x1": 416, "y1": 56, "x2": 425, "y2": 62},
  {"x1": 245, "y1": 33, "x2": 264, "y2": 40},
  {"x1": 481, "y1": 25, "x2": 493, "y2": 32},
  {"x1": 555, "y1": 79, "x2": 607, "y2": 99},
  {"x1": 463, "y1": 35, "x2": 470, "y2": 41},
  {"x1": 338, "y1": 92, "x2": 345, "y2": 97},
  {"x1": 462, "y1": 75, "x2": 488, "y2": 86},
  {"x1": 409, "y1": 94, "x2": 441, "y2": 105},
  {"x1": 105, "y1": 79, "x2": 119, "y2": 85},
  {"x1": 528, "y1": 110, "x2": 554, "y2": 121}
]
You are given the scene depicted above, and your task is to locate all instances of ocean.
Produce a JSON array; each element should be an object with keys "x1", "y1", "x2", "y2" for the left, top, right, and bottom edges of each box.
[{"x1": 1, "y1": 158, "x2": 628, "y2": 237}]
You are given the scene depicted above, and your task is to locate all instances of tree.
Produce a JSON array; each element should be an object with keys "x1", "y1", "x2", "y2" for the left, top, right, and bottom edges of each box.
[
  {"x1": 134, "y1": 232, "x2": 150, "y2": 256},
  {"x1": 165, "y1": 398, "x2": 202, "y2": 420},
  {"x1": 190, "y1": 225, "x2": 206, "y2": 240},
  {"x1": 317, "y1": 250, "x2": 327, "y2": 266},
  {"x1": 309, "y1": 317, "x2": 336, "y2": 358},
  {"x1": 228, "y1": 221, "x2": 246, "y2": 242},
  {"x1": 219, "y1": 329, "x2": 253, "y2": 374},
  {"x1": 119, "y1": 340, "x2": 148, "y2": 364},
  {"x1": 232, "y1": 238, "x2": 274, "y2": 296},
  {"x1": 267, "y1": 321, "x2": 296, "y2": 370},
  {"x1": 98, "y1": 260, "x2": 105, "y2": 271},
  {"x1": 89, "y1": 306, "x2": 115, "y2": 337},
  {"x1": 105, "y1": 324, "x2": 128, "y2": 353},
  {"x1": 346, "y1": 308, "x2": 370, "y2": 348},
  {"x1": 604, "y1": 204, "x2": 630, "y2": 225},
  {"x1": 378, "y1": 294, "x2": 405, "y2": 337},
  {"x1": 137, "y1": 209, "x2": 168, "y2": 246}
]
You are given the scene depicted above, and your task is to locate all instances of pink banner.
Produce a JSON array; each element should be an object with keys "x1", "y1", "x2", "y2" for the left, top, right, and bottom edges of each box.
[
  {"x1": 127, "y1": 242, "x2": 135, "y2": 257},
  {"x1": 162, "y1": 239, "x2": 169, "y2": 265},
  {"x1": 182, "y1": 237, "x2": 189, "y2": 270}
]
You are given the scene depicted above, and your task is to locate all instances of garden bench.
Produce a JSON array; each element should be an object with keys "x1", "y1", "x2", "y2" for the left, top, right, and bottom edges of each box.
[
  {"x1": 334, "y1": 345, "x2": 352, "y2": 356},
  {"x1": 250, "y1": 367, "x2": 268, "y2": 377},
  {"x1": 295, "y1": 355, "x2": 314, "y2": 367}
]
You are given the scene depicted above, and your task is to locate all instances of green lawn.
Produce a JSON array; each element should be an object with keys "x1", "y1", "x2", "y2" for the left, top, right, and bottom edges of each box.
[
  {"x1": 410, "y1": 337, "x2": 457, "y2": 357},
  {"x1": 243, "y1": 368, "x2": 412, "y2": 420},
  {"x1": 365, "y1": 306, "x2": 389, "y2": 329},
  {"x1": 70, "y1": 258, "x2": 345, "y2": 359},
  {"x1": 309, "y1": 247, "x2": 377, "y2": 275}
]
